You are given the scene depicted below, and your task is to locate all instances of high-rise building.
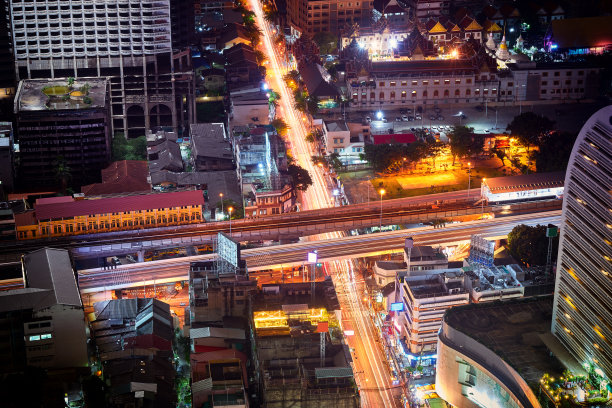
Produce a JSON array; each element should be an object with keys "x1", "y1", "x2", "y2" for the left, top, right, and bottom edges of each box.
[
  {"x1": 551, "y1": 105, "x2": 612, "y2": 378},
  {"x1": 9, "y1": 0, "x2": 195, "y2": 138}
]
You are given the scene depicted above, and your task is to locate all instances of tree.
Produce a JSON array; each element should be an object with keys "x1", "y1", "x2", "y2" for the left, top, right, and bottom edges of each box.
[
  {"x1": 312, "y1": 31, "x2": 338, "y2": 55},
  {"x1": 112, "y1": 133, "x2": 147, "y2": 161},
  {"x1": 264, "y1": 7, "x2": 278, "y2": 23},
  {"x1": 288, "y1": 164, "x2": 313, "y2": 191},
  {"x1": 215, "y1": 198, "x2": 244, "y2": 219},
  {"x1": 53, "y1": 155, "x2": 72, "y2": 193},
  {"x1": 491, "y1": 147, "x2": 507, "y2": 166},
  {"x1": 507, "y1": 224, "x2": 559, "y2": 267},
  {"x1": 271, "y1": 118, "x2": 289, "y2": 136},
  {"x1": 305, "y1": 133, "x2": 315, "y2": 143},
  {"x1": 254, "y1": 49, "x2": 266, "y2": 64},
  {"x1": 327, "y1": 152, "x2": 343, "y2": 171},
  {"x1": 448, "y1": 126, "x2": 482, "y2": 165},
  {"x1": 533, "y1": 131, "x2": 577, "y2": 173},
  {"x1": 307, "y1": 96, "x2": 320, "y2": 115},
  {"x1": 507, "y1": 112, "x2": 555, "y2": 152},
  {"x1": 423, "y1": 137, "x2": 445, "y2": 169}
]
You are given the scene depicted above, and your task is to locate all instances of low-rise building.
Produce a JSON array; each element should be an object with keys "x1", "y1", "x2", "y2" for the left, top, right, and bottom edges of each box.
[
  {"x1": 251, "y1": 279, "x2": 359, "y2": 408},
  {"x1": 545, "y1": 16, "x2": 612, "y2": 55},
  {"x1": 191, "y1": 123, "x2": 235, "y2": 172},
  {"x1": 14, "y1": 78, "x2": 111, "y2": 188},
  {"x1": 244, "y1": 175, "x2": 296, "y2": 217},
  {"x1": 229, "y1": 88, "x2": 271, "y2": 126},
  {"x1": 374, "y1": 245, "x2": 449, "y2": 286},
  {"x1": 91, "y1": 298, "x2": 176, "y2": 408},
  {"x1": 14, "y1": 190, "x2": 205, "y2": 240},
  {"x1": 481, "y1": 171, "x2": 565, "y2": 203},
  {"x1": 81, "y1": 160, "x2": 151, "y2": 196}
]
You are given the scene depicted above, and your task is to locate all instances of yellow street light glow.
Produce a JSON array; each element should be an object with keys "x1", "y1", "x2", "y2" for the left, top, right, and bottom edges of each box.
[{"x1": 379, "y1": 189, "x2": 385, "y2": 195}]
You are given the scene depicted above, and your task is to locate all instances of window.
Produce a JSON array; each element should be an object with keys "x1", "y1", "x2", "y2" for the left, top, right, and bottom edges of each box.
[
  {"x1": 412, "y1": 91, "x2": 417, "y2": 97},
  {"x1": 465, "y1": 89, "x2": 471, "y2": 96},
  {"x1": 542, "y1": 81, "x2": 548, "y2": 85},
  {"x1": 508, "y1": 82, "x2": 513, "y2": 87},
  {"x1": 433, "y1": 90, "x2": 439, "y2": 97},
  {"x1": 390, "y1": 91, "x2": 395, "y2": 99},
  {"x1": 466, "y1": 78, "x2": 472, "y2": 84},
  {"x1": 543, "y1": 72, "x2": 548, "y2": 77},
  {"x1": 565, "y1": 80, "x2": 571, "y2": 85},
  {"x1": 390, "y1": 81, "x2": 396, "y2": 86},
  {"x1": 554, "y1": 71, "x2": 560, "y2": 76},
  {"x1": 444, "y1": 89, "x2": 449, "y2": 97},
  {"x1": 444, "y1": 79, "x2": 450, "y2": 84},
  {"x1": 434, "y1": 80, "x2": 439, "y2": 85},
  {"x1": 412, "y1": 81, "x2": 418, "y2": 85},
  {"x1": 401, "y1": 91, "x2": 406, "y2": 97},
  {"x1": 401, "y1": 81, "x2": 407, "y2": 86},
  {"x1": 423, "y1": 90, "x2": 428, "y2": 97},
  {"x1": 379, "y1": 81, "x2": 385, "y2": 86},
  {"x1": 455, "y1": 79, "x2": 461, "y2": 84},
  {"x1": 423, "y1": 80, "x2": 429, "y2": 85},
  {"x1": 41, "y1": 334, "x2": 52, "y2": 340},
  {"x1": 454, "y1": 89, "x2": 460, "y2": 96},
  {"x1": 541, "y1": 89, "x2": 547, "y2": 94},
  {"x1": 379, "y1": 91, "x2": 384, "y2": 100},
  {"x1": 553, "y1": 81, "x2": 559, "y2": 86},
  {"x1": 29, "y1": 335, "x2": 41, "y2": 341}
]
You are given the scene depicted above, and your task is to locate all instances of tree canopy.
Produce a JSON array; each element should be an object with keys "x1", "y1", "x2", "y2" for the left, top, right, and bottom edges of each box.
[
  {"x1": 507, "y1": 112, "x2": 555, "y2": 151},
  {"x1": 112, "y1": 133, "x2": 147, "y2": 161},
  {"x1": 271, "y1": 118, "x2": 289, "y2": 136},
  {"x1": 507, "y1": 224, "x2": 559, "y2": 267},
  {"x1": 363, "y1": 141, "x2": 432, "y2": 172},
  {"x1": 532, "y1": 131, "x2": 577, "y2": 173},
  {"x1": 288, "y1": 164, "x2": 313, "y2": 191},
  {"x1": 312, "y1": 31, "x2": 338, "y2": 55},
  {"x1": 447, "y1": 126, "x2": 483, "y2": 164}
]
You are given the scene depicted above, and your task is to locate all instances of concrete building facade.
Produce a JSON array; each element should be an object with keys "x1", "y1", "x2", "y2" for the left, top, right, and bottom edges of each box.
[
  {"x1": 9, "y1": 0, "x2": 195, "y2": 138},
  {"x1": 551, "y1": 105, "x2": 612, "y2": 379}
]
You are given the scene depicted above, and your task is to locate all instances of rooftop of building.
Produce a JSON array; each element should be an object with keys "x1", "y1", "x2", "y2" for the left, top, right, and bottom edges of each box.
[
  {"x1": 444, "y1": 296, "x2": 564, "y2": 385},
  {"x1": 298, "y1": 62, "x2": 340, "y2": 99},
  {"x1": 190, "y1": 123, "x2": 233, "y2": 159},
  {"x1": 252, "y1": 278, "x2": 341, "y2": 314},
  {"x1": 464, "y1": 264, "x2": 522, "y2": 292},
  {"x1": 32, "y1": 190, "x2": 204, "y2": 221},
  {"x1": 0, "y1": 248, "x2": 81, "y2": 312},
  {"x1": 325, "y1": 121, "x2": 349, "y2": 132},
  {"x1": 148, "y1": 139, "x2": 184, "y2": 173},
  {"x1": 405, "y1": 245, "x2": 447, "y2": 262},
  {"x1": 81, "y1": 160, "x2": 151, "y2": 196},
  {"x1": 406, "y1": 269, "x2": 468, "y2": 298},
  {"x1": 483, "y1": 171, "x2": 565, "y2": 193},
  {"x1": 16, "y1": 77, "x2": 108, "y2": 112}
]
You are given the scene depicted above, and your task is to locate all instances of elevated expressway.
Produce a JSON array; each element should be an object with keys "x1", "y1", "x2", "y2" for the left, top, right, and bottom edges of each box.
[{"x1": 69, "y1": 210, "x2": 561, "y2": 293}]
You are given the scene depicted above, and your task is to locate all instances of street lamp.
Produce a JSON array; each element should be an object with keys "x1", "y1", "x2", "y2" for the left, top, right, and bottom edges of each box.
[
  {"x1": 219, "y1": 193, "x2": 224, "y2": 220},
  {"x1": 481, "y1": 178, "x2": 486, "y2": 215},
  {"x1": 467, "y1": 162, "x2": 472, "y2": 199},
  {"x1": 228, "y1": 207, "x2": 234, "y2": 234},
  {"x1": 379, "y1": 188, "x2": 385, "y2": 230},
  {"x1": 458, "y1": 111, "x2": 463, "y2": 125}
]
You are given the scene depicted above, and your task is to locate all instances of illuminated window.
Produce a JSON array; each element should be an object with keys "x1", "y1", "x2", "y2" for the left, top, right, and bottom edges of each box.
[
  {"x1": 41, "y1": 333, "x2": 52, "y2": 340},
  {"x1": 29, "y1": 335, "x2": 40, "y2": 341}
]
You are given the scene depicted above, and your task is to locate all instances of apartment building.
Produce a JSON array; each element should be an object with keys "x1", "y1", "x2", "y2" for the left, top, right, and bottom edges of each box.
[
  {"x1": 14, "y1": 189, "x2": 205, "y2": 240},
  {"x1": 14, "y1": 78, "x2": 111, "y2": 188},
  {"x1": 552, "y1": 105, "x2": 612, "y2": 379},
  {"x1": 9, "y1": 0, "x2": 195, "y2": 138},
  {"x1": 400, "y1": 270, "x2": 470, "y2": 354},
  {"x1": 243, "y1": 175, "x2": 295, "y2": 217},
  {"x1": 286, "y1": 0, "x2": 373, "y2": 35}
]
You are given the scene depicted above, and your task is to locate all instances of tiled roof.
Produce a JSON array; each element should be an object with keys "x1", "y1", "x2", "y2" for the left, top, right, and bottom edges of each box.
[
  {"x1": 82, "y1": 160, "x2": 151, "y2": 196},
  {"x1": 373, "y1": 133, "x2": 416, "y2": 145},
  {"x1": 34, "y1": 190, "x2": 204, "y2": 220}
]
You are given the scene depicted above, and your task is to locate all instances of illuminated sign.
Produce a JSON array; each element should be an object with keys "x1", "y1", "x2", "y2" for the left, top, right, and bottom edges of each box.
[
  {"x1": 307, "y1": 251, "x2": 318, "y2": 263},
  {"x1": 390, "y1": 302, "x2": 404, "y2": 311}
]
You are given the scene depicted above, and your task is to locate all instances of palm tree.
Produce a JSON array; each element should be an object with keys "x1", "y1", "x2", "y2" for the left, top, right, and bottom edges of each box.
[{"x1": 53, "y1": 155, "x2": 72, "y2": 194}]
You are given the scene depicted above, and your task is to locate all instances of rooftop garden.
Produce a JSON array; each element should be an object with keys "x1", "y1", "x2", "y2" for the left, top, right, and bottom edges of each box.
[
  {"x1": 539, "y1": 365, "x2": 610, "y2": 407},
  {"x1": 41, "y1": 77, "x2": 93, "y2": 109}
]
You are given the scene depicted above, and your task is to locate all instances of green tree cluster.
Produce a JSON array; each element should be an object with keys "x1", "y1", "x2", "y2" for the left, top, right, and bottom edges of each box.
[
  {"x1": 112, "y1": 133, "x2": 147, "y2": 161},
  {"x1": 532, "y1": 131, "x2": 577, "y2": 173},
  {"x1": 313, "y1": 31, "x2": 338, "y2": 55},
  {"x1": 288, "y1": 164, "x2": 313, "y2": 191},
  {"x1": 507, "y1": 112, "x2": 555, "y2": 152},
  {"x1": 362, "y1": 138, "x2": 443, "y2": 172},
  {"x1": 507, "y1": 224, "x2": 559, "y2": 267},
  {"x1": 448, "y1": 126, "x2": 484, "y2": 164},
  {"x1": 271, "y1": 118, "x2": 289, "y2": 136},
  {"x1": 215, "y1": 198, "x2": 244, "y2": 219}
]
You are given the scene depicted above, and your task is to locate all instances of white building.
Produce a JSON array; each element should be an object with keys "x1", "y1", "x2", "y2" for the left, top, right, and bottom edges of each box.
[
  {"x1": 9, "y1": 0, "x2": 195, "y2": 137},
  {"x1": 322, "y1": 120, "x2": 365, "y2": 164},
  {"x1": 481, "y1": 172, "x2": 565, "y2": 203},
  {"x1": 340, "y1": 25, "x2": 410, "y2": 56},
  {"x1": 400, "y1": 270, "x2": 470, "y2": 354},
  {"x1": 552, "y1": 105, "x2": 612, "y2": 379}
]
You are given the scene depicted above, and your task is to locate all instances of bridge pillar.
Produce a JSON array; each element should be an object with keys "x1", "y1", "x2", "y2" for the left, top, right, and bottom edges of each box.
[{"x1": 137, "y1": 250, "x2": 144, "y2": 263}]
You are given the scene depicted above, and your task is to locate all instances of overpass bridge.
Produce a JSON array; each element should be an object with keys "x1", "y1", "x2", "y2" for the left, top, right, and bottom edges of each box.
[
  {"x1": 0, "y1": 190, "x2": 561, "y2": 264},
  {"x1": 68, "y1": 210, "x2": 561, "y2": 293}
]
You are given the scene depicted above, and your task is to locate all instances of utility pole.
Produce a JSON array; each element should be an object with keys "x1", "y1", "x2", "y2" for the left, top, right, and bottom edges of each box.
[{"x1": 545, "y1": 226, "x2": 558, "y2": 276}]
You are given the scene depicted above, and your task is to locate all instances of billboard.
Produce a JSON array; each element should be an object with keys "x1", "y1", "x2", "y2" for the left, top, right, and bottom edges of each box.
[
  {"x1": 390, "y1": 302, "x2": 404, "y2": 312},
  {"x1": 217, "y1": 232, "x2": 240, "y2": 275}
]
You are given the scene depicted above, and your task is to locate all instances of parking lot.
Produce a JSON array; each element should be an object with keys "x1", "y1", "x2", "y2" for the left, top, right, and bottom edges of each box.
[{"x1": 342, "y1": 102, "x2": 606, "y2": 136}]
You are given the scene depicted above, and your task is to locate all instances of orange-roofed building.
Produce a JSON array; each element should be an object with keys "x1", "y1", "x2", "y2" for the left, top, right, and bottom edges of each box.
[
  {"x1": 81, "y1": 160, "x2": 151, "y2": 196},
  {"x1": 15, "y1": 190, "x2": 205, "y2": 240}
]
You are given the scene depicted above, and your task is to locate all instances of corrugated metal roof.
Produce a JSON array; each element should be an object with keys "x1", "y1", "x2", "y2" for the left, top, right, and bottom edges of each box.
[
  {"x1": 315, "y1": 367, "x2": 354, "y2": 379},
  {"x1": 35, "y1": 190, "x2": 204, "y2": 220},
  {"x1": 484, "y1": 171, "x2": 565, "y2": 193},
  {"x1": 190, "y1": 326, "x2": 246, "y2": 340}
]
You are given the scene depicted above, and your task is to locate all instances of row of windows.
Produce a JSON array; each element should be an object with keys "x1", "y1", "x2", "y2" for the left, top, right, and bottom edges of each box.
[
  {"x1": 28, "y1": 333, "x2": 52, "y2": 341},
  {"x1": 380, "y1": 78, "x2": 476, "y2": 87},
  {"x1": 541, "y1": 88, "x2": 585, "y2": 94},
  {"x1": 353, "y1": 88, "x2": 497, "y2": 98},
  {"x1": 541, "y1": 79, "x2": 584, "y2": 86}
]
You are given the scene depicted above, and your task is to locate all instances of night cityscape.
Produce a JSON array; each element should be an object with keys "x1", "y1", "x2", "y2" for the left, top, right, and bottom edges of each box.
[{"x1": 0, "y1": 0, "x2": 611, "y2": 407}]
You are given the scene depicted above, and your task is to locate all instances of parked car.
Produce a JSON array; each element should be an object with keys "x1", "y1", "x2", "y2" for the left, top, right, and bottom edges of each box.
[
  {"x1": 415, "y1": 114, "x2": 422, "y2": 120},
  {"x1": 402, "y1": 115, "x2": 409, "y2": 121},
  {"x1": 382, "y1": 117, "x2": 388, "y2": 123},
  {"x1": 365, "y1": 116, "x2": 372, "y2": 123},
  {"x1": 396, "y1": 116, "x2": 402, "y2": 122}
]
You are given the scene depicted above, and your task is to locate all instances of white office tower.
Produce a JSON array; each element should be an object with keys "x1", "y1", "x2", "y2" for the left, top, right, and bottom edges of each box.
[
  {"x1": 10, "y1": 0, "x2": 194, "y2": 137},
  {"x1": 552, "y1": 105, "x2": 612, "y2": 379}
]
